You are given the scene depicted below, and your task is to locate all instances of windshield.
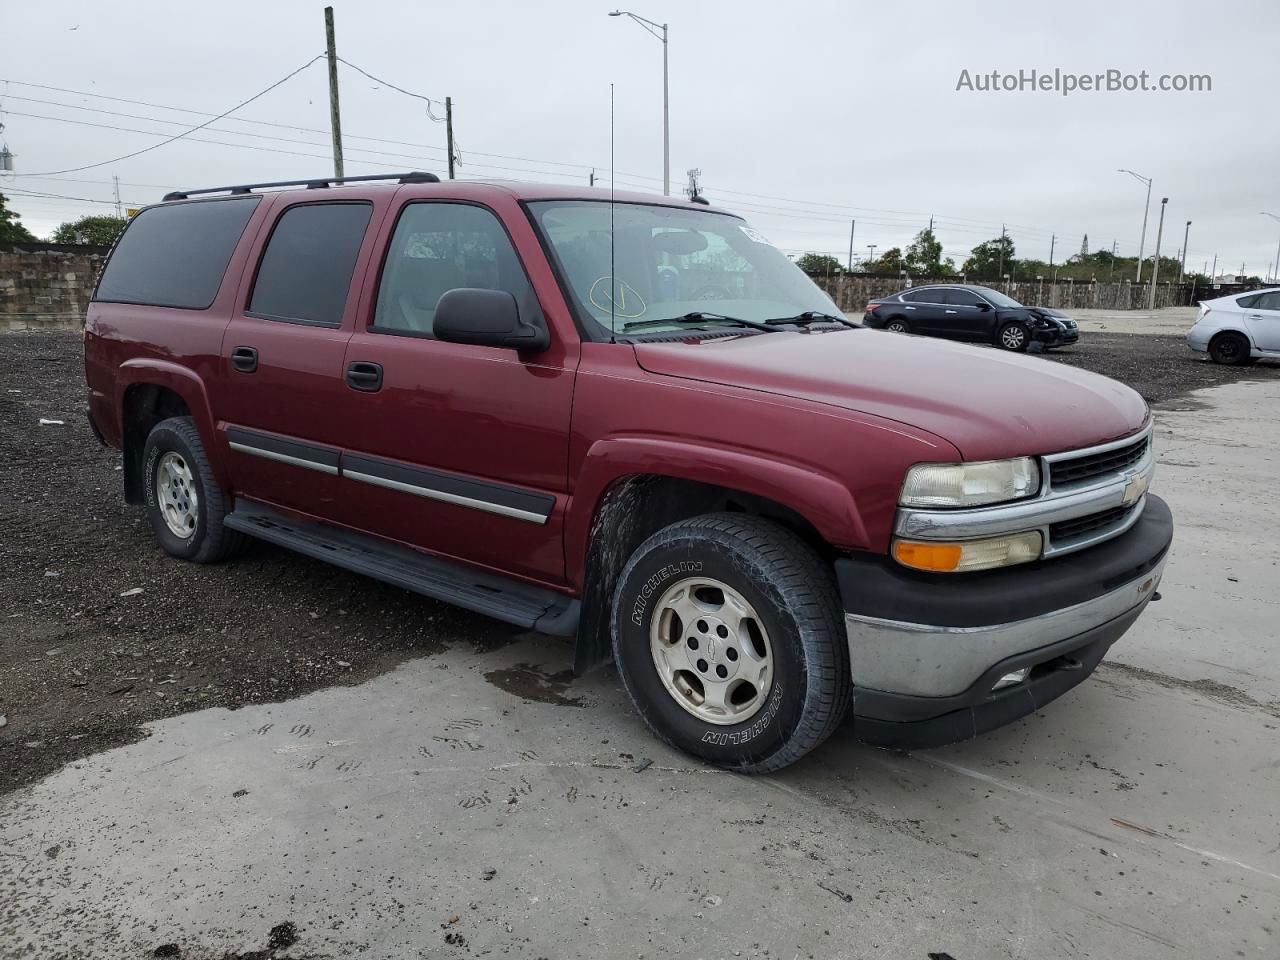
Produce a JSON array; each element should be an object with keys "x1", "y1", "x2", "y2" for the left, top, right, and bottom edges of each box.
[
  {"x1": 971, "y1": 286, "x2": 1024, "y2": 309},
  {"x1": 528, "y1": 201, "x2": 842, "y2": 337}
]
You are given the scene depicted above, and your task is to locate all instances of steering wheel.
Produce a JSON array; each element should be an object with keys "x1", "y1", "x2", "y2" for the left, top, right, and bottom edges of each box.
[{"x1": 691, "y1": 285, "x2": 731, "y2": 301}]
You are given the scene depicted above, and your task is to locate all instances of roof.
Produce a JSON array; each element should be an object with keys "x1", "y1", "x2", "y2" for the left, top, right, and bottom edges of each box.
[{"x1": 159, "y1": 172, "x2": 735, "y2": 216}]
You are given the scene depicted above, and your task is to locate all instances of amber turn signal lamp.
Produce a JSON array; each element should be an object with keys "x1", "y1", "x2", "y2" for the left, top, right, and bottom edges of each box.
[{"x1": 893, "y1": 540, "x2": 963, "y2": 572}]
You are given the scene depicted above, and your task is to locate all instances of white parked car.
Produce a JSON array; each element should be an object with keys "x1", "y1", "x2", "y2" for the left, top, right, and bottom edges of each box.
[{"x1": 1187, "y1": 288, "x2": 1280, "y2": 364}]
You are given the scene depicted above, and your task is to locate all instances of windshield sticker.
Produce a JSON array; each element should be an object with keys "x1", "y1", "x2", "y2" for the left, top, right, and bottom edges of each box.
[
  {"x1": 739, "y1": 225, "x2": 772, "y2": 245},
  {"x1": 589, "y1": 276, "x2": 647, "y2": 318}
]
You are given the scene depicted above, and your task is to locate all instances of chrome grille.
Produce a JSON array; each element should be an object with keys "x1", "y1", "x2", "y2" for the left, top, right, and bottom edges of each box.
[
  {"x1": 1049, "y1": 504, "x2": 1136, "y2": 542},
  {"x1": 1049, "y1": 435, "x2": 1149, "y2": 488}
]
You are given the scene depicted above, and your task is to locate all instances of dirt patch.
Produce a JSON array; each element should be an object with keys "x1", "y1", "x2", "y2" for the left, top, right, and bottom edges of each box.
[
  {"x1": 0, "y1": 331, "x2": 547, "y2": 797},
  {"x1": 1035, "y1": 332, "x2": 1276, "y2": 405},
  {"x1": 1099, "y1": 661, "x2": 1280, "y2": 718}
]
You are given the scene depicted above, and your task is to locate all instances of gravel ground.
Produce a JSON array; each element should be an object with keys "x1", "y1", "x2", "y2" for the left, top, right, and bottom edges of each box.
[{"x1": 1, "y1": 326, "x2": 1275, "y2": 796}]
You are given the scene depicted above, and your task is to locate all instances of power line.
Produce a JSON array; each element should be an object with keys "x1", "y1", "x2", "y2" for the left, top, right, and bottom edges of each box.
[{"x1": 6, "y1": 56, "x2": 324, "y2": 176}]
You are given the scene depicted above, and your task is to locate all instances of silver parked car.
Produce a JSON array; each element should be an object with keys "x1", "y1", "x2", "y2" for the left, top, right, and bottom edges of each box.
[{"x1": 1187, "y1": 288, "x2": 1280, "y2": 364}]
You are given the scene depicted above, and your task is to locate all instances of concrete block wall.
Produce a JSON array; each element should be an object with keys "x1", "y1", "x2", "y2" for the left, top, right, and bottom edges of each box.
[{"x1": 0, "y1": 250, "x2": 105, "y2": 331}]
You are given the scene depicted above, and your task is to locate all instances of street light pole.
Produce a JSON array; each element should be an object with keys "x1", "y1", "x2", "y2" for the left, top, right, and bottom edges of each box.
[
  {"x1": 1148, "y1": 197, "x2": 1168, "y2": 310},
  {"x1": 1178, "y1": 220, "x2": 1191, "y2": 283},
  {"x1": 1262, "y1": 213, "x2": 1280, "y2": 284},
  {"x1": 609, "y1": 10, "x2": 670, "y2": 196},
  {"x1": 1119, "y1": 169, "x2": 1152, "y2": 283}
]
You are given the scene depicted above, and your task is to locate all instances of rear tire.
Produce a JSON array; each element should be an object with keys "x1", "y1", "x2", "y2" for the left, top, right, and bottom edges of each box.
[
  {"x1": 997, "y1": 321, "x2": 1030, "y2": 351},
  {"x1": 885, "y1": 318, "x2": 910, "y2": 333},
  {"x1": 611, "y1": 514, "x2": 850, "y2": 773},
  {"x1": 142, "y1": 417, "x2": 243, "y2": 563},
  {"x1": 1208, "y1": 331, "x2": 1252, "y2": 365}
]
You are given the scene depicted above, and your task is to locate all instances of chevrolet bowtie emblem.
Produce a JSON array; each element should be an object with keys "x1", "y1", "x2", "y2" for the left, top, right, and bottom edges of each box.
[{"x1": 1122, "y1": 470, "x2": 1151, "y2": 506}]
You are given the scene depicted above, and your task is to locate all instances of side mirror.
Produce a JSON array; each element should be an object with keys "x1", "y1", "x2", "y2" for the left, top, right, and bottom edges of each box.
[
  {"x1": 975, "y1": 301, "x2": 991, "y2": 311},
  {"x1": 433, "y1": 288, "x2": 549, "y2": 353}
]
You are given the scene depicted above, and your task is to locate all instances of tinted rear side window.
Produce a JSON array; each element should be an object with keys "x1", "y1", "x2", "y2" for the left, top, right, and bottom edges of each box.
[
  {"x1": 249, "y1": 202, "x2": 373, "y2": 326},
  {"x1": 95, "y1": 197, "x2": 260, "y2": 309}
]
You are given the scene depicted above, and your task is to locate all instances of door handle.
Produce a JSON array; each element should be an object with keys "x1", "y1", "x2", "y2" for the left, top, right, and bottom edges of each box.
[
  {"x1": 1246, "y1": 314, "x2": 1263, "y2": 319},
  {"x1": 905, "y1": 306, "x2": 916, "y2": 310},
  {"x1": 230, "y1": 346, "x2": 258, "y2": 373},
  {"x1": 945, "y1": 309, "x2": 958, "y2": 314},
  {"x1": 346, "y1": 361, "x2": 383, "y2": 392}
]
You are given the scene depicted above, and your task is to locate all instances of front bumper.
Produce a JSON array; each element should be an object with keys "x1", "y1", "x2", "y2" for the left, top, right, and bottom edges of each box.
[
  {"x1": 1033, "y1": 323, "x2": 1078, "y2": 345},
  {"x1": 837, "y1": 494, "x2": 1172, "y2": 748}
]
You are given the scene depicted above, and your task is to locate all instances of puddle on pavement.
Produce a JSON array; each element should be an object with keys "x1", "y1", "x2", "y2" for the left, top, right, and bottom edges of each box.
[{"x1": 483, "y1": 663, "x2": 585, "y2": 707}]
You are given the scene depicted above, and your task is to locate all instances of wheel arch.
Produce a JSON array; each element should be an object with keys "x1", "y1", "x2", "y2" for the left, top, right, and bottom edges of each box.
[
  {"x1": 116, "y1": 360, "x2": 222, "y2": 504},
  {"x1": 568, "y1": 439, "x2": 869, "y2": 674}
]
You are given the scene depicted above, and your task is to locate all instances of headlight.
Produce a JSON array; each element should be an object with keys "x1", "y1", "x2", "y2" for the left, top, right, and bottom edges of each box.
[
  {"x1": 893, "y1": 530, "x2": 1043, "y2": 573},
  {"x1": 899, "y1": 458, "x2": 1040, "y2": 508}
]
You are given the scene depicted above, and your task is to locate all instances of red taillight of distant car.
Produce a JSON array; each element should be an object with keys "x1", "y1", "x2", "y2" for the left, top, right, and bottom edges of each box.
[{"x1": 864, "y1": 302, "x2": 881, "y2": 313}]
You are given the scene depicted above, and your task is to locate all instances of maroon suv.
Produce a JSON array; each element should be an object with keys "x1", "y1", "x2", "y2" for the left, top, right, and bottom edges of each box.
[{"x1": 84, "y1": 172, "x2": 1172, "y2": 772}]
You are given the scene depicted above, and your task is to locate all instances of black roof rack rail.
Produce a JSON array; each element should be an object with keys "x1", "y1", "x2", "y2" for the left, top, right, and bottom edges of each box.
[{"x1": 162, "y1": 171, "x2": 440, "y2": 202}]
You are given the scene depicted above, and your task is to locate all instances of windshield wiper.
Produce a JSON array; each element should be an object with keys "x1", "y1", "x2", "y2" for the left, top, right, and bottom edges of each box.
[
  {"x1": 620, "y1": 311, "x2": 779, "y2": 333},
  {"x1": 767, "y1": 310, "x2": 860, "y2": 328}
]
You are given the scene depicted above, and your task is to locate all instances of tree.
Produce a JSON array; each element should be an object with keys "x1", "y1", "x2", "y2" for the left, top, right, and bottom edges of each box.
[
  {"x1": 867, "y1": 247, "x2": 904, "y2": 274},
  {"x1": 904, "y1": 228, "x2": 955, "y2": 275},
  {"x1": 795, "y1": 252, "x2": 842, "y2": 275},
  {"x1": 0, "y1": 192, "x2": 37, "y2": 245},
  {"x1": 962, "y1": 235, "x2": 1016, "y2": 278},
  {"x1": 52, "y1": 214, "x2": 128, "y2": 246}
]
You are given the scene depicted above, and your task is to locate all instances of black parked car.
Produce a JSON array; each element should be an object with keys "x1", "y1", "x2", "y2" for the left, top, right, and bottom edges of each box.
[{"x1": 862, "y1": 284, "x2": 1079, "y2": 351}]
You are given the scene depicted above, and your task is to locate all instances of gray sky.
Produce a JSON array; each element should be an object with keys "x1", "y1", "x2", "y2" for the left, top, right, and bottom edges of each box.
[{"x1": 2, "y1": 0, "x2": 1278, "y2": 278}]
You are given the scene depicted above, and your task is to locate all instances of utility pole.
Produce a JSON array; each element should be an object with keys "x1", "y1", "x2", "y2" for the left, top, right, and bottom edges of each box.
[
  {"x1": 112, "y1": 175, "x2": 122, "y2": 217},
  {"x1": 445, "y1": 96, "x2": 455, "y2": 180},
  {"x1": 1261, "y1": 213, "x2": 1280, "y2": 284},
  {"x1": 1178, "y1": 221, "x2": 1191, "y2": 283},
  {"x1": 608, "y1": 11, "x2": 670, "y2": 196},
  {"x1": 1148, "y1": 197, "x2": 1168, "y2": 310},
  {"x1": 847, "y1": 220, "x2": 856, "y2": 272},
  {"x1": 997, "y1": 224, "x2": 1006, "y2": 279},
  {"x1": 324, "y1": 6, "x2": 344, "y2": 178},
  {"x1": 1211, "y1": 254, "x2": 1217, "y2": 282},
  {"x1": 589, "y1": 168, "x2": 596, "y2": 187},
  {"x1": 866, "y1": 245, "x2": 877, "y2": 271},
  {"x1": 1110, "y1": 240, "x2": 1118, "y2": 279},
  {"x1": 1049, "y1": 233, "x2": 1056, "y2": 272},
  {"x1": 1119, "y1": 169, "x2": 1153, "y2": 283}
]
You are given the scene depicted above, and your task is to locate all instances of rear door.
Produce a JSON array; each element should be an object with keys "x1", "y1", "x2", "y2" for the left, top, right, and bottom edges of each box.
[
  {"x1": 1243, "y1": 291, "x2": 1280, "y2": 351},
  {"x1": 899, "y1": 288, "x2": 947, "y2": 333},
  {"x1": 217, "y1": 197, "x2": 382, "y2": 520},
  {"x1": 330, "y1": 197, "x2": 577, "y2": 586}
]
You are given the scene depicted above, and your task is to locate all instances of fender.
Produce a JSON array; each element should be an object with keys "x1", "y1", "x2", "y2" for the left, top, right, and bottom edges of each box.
[
  {"x1": 565, "y1": 435, "x2": 871, "y2": 587},
  {"x1": 115, "y1": 358, "x2": 229, "y2": 489}
]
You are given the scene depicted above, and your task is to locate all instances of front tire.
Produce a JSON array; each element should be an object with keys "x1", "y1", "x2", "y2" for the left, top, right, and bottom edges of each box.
[
  {"x1": 142, "y1": 417, "x2": 243, "y2": 563},
  {"x1": 1208, "y1": 331, "x2": 1251, "y2": 365},
  {"x1": 612, "y1": 514, "x2": 850, "y2": 773},
  {"x1": 997, "y1": 321, "x2": 1030, "y2": 351}
]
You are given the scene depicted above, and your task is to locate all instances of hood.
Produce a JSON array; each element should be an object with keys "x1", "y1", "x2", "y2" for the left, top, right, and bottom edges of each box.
[{"x1": 634, "y1": 329, "x2": 1148, "y2": 462}]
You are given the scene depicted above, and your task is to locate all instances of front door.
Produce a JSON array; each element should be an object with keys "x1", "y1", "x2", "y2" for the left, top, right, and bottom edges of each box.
[
  {"x1": 218, "y1": 198, "x2": 380, "y2": 520},
  {"x1": 935, "y1": 288, "x2": 992, "y2": 340},
  {"x1": 332, "y1": 199, "x2": 577, "y2": 587}
]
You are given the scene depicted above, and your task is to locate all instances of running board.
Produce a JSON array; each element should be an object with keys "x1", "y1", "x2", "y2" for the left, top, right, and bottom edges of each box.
[{"x1": 223, "y1": 499, "x2": 579, "y2": 636}]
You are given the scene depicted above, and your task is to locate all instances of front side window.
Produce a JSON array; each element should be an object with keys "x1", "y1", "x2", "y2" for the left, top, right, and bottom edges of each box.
[
  {"x1": 945, "y1": 289, "x2": 984, "y2": 306},
  {"x1": 95, "y1": 197, "x2": 260, "y2": 309},
  {"x1": 969, "y1": 286, "x2": 1024, "y2": 308},
  {"x1": 373, "y1": 202, "x2": 534, "y2": 337},
  {"x1": 249, "y1": 202, "x2": 372, "y2": 326},
  {"x1": 528, "y1": 201, "x2": 840, "y2": 338}
]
